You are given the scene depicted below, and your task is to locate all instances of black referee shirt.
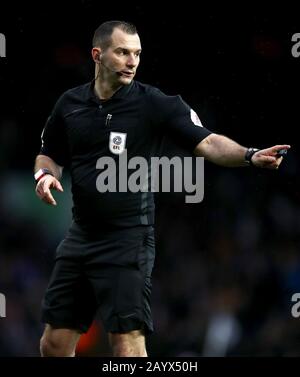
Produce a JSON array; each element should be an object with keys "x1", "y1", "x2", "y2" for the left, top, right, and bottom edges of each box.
[{"x1": 40, "y1": 80, "x2": 212, "y2": 229}]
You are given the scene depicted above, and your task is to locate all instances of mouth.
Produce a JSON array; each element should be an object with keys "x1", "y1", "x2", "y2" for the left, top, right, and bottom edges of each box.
[{"x1": 120, "y1": 71, "x2": 134, "y2": 77}]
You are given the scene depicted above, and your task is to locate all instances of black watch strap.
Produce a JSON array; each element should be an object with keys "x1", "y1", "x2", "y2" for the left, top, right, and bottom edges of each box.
[{"x1": 245, "y1": 148, "x2": 260, "y2": 166}]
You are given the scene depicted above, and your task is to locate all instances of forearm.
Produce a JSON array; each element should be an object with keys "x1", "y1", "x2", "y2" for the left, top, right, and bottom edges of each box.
[
  {"x1": 34, "y1": 154, "x2": 63, "y2": 180},
  {"x1": 195, "y1": 133, "x2": 249, "y2": 167}
]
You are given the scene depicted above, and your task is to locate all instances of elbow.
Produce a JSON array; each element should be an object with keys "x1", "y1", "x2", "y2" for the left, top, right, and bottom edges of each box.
[{"x1": 194, "y1": 133, "x2": 219, "y2": 157}]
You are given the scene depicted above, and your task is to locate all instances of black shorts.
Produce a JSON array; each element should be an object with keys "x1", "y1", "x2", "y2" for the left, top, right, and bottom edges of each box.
[{"x1": 41, "y1": 222, "x2": 155, "y2": 334}]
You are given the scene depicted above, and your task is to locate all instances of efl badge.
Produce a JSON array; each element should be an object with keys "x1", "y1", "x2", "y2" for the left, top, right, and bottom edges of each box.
[
  {"x1": 190, "y1": 109, "x2": 203, "y2": 127},
  {"x1": 109, "y1": 132, "x2": 127, "y2": 154}
]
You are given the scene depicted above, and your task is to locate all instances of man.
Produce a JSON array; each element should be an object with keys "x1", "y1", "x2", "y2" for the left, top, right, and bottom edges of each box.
[{"x1": 34, "y1": 20, "x2": 290, "y2": 357}]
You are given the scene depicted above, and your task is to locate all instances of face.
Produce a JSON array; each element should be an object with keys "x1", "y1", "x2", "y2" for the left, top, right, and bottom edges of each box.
[{"x1": 94, "y1": 28, "x2": 142, "y2": 86}]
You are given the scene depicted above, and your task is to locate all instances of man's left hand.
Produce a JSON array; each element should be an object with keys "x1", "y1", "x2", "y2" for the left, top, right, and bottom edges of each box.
[{"x1": 252, "y1": 144, "x2": 291, "y2": 169}]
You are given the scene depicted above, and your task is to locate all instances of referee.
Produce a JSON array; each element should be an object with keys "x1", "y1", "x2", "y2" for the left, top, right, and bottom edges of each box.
[{"x1": 34, "y1": 21, "x2": 290, "y2": 357}]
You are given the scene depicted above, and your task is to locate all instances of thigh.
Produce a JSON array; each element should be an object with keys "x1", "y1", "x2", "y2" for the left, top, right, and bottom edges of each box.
[
  {"x1": 86, "y1": 226, "x2": 155, "y2": 334},
  {"x1": 42, "y1": 226, "x2": 98, "y2": 333}
]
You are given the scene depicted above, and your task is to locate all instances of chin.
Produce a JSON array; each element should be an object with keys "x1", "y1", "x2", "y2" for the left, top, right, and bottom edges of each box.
[{"x1": 119, "y1": 76, "x2": 134, "y2": 85}]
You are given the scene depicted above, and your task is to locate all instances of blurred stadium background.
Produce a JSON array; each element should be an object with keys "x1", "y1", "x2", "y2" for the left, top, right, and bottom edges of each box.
[{"x1": 0, "y1": 2, "x2": 299, "y2": 356}]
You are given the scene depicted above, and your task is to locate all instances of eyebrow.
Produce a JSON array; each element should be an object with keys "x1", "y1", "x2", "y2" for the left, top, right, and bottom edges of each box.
[{"x1": 114, "y1": 47, "x2": 142, "y2": 53}]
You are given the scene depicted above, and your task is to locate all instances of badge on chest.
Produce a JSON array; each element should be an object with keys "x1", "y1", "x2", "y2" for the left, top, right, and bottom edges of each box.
[{"x1": 109, "y1": 132, "x2": 127, "y2": 155}]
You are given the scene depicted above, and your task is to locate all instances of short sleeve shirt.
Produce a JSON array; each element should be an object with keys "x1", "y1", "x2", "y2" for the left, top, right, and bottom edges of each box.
[{"x1": 40, "y1": 80, "x2": 212, "y2": 229}]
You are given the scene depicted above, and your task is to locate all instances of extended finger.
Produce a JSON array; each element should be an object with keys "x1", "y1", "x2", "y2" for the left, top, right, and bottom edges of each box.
[
  {"x1": 53, "y1": 180, "x2": 64, "y2": 192},
  {"x1": 43, "y1": 189, "x2": 57, "y2": 205},
  {"x1": 270, "y1": 145, "x2": 291, "y2": 154}
]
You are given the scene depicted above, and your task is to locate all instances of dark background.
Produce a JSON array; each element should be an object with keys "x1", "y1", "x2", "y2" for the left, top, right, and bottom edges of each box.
[{"x1": 0, "y1": 1, "x2": 299, "y2": 356}]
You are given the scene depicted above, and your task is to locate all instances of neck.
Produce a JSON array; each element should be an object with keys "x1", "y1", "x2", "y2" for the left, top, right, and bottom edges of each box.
[{"x1": 94, "y1": 68, "x2": 122, "y2": 100}]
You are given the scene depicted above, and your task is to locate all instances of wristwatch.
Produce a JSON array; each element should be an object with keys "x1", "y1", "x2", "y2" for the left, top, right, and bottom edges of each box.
[
  {"x1": 245, "y1": 148, "x2": 260, "y2": 166},
  {"x1": 34, "y1": 168, "x2": 54, "y2": 184}
]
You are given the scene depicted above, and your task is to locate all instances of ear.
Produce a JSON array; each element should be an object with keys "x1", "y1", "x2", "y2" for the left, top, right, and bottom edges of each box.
[{"x1": 91, "y1": 47, "x2": 101, "y2": 63}]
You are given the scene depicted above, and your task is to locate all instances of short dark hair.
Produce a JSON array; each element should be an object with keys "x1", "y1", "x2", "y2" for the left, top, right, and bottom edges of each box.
[{"x1": 92, "y1": 21, "x2": 137, "y2": 50}]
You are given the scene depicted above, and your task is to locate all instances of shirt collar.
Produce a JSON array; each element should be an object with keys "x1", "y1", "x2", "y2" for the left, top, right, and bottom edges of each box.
[{"x1": 87, "y1": 79, "x2": 134, "y2": 103}]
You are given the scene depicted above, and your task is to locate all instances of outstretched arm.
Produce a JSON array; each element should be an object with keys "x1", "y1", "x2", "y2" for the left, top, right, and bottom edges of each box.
[{"x1": 194, "y1": 133, "x2": 291, "y2": 169}]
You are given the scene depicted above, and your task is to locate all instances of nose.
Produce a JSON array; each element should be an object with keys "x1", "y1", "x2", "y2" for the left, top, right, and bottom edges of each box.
[{"x1": 126, "y1": 54, "x2": 138, "y2": 68}]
